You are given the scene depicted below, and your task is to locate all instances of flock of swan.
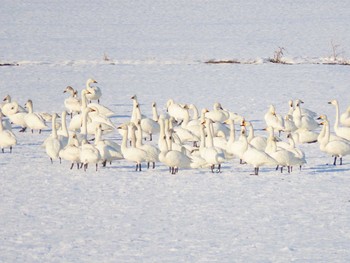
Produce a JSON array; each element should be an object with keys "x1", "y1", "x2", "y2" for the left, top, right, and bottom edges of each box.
[{"x1": 0, "y1": 78, "x2": 350, "y2": 175}]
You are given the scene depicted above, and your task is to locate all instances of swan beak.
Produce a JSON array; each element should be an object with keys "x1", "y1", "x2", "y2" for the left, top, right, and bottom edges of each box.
[
  {"x1": 316, "y1": 116, "x2": 323, "y2": 120},
  {"x1": 131, "y1": 95, "x2": 135, "y2": 99},
  {"x1": 327, "y1": 101, "x2": 332, "y2": 104},
  {"x1": 93, "y1": 80, "x2": 98, "y2": 83}
]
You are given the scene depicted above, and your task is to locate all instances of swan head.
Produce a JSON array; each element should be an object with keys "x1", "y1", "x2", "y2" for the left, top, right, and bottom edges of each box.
[
  {"x1": 63, "y1": 86, "x2": 74, "y2": 94},
  {"x1": 295, "y1": 99, "x2": 304, "y2": 106},
  {"x1": 3, "y1": 95, "x2": 11, "y2": 102},
  {"x1": 317, "y1": 115, "x2": 328, "y2": 121},
  {"x1": 328, "y1": 99, "x2": 338, "y2": 106},
  {"x1": 87, "y1": 78, "x2": 97, "y2": 85},
  {"x1": 268, "y1": 105, "x2": 276, "y2": 115},
  {"x1": 131, "y1": 95, "x2": 137, "y2": 100},
  {"x1": 288, "y1": 100, "x2": 293, "y2": 107},
  {"x1": 25, "y1": 99, "x2": 33, "y2": 109},
  {"x1": 152, "y1": 102, "x2": 156, "y2": 107}
]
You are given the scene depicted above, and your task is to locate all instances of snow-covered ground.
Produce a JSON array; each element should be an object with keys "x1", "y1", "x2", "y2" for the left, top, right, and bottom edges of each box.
[{"x1": 1, "y1": 1, "x2": 350, "y2": 262}]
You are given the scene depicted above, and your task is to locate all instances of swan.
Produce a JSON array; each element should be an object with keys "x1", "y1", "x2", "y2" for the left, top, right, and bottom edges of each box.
[
  {"x1": 319, "y1": 118, "x2": 350, "y2": 165},
  {"x1": 340, "y1": 106, "x2": 350, "y2": 127},
  {"x1": 44, "y1": 113, "x2": 62, "y2": 164},
  {"x1": 94, "y1": 125, "x2": 123, "y2": 167},
  {"x1": 317, "y1": 115, "x2": 347, "y2": 143},
  {"x1": 59, "y1": 133, "x2": 81, "y2": 169},
  {"x1": 5, "y1": 101, "x2": 28, "y2": 132},
  {"x1": 84, "y1": 78, "x2": 102, "y2": 103},
  {"x1": 80, "y1": 139, "x2": 101, "y2": 171},
  {"x1": 292, "y1": 99, "x2": 317, "y2": 119},
  {"x1": 199, "y1": 121, "x2": 226, "y2": 173},
  {"x1": 118, "y1": 123, "x2": 148, "y2": 171},
  {"x1": 1, "y1": 95, "x2": 26, "y2": 116},
  {"x1": 159, "y1": 129, "x2": 193, "y2": 174},
  {"x1": 328, "y1": 99, "x2": 350, "y2": 140},
  {"x1": 242, "y1": 119, "x2": 267, "y2": 151},
  {"x1": 225, "y1": 119, "x2": 248, "y2": 163},
  {"x1": 286, "y1": 133, "x2": 306, "y2": 170},
  {"x1": 205, "y1": 102, "x2": 229, "y2": 123},
  {"x1": 264, "y1": 105, "x2": 284, "y2": 135},
  {"x1": 265, "y1": 135, "x2": 301, "y2": 173},
  {"x1": 134, "y1": 102, "x2": 160, "y2": 141},
  {"x1": 63, "y1": 86, "x2": 81, "y2": 117},
  {"x1": 173, "y1": 106, "x2": 200, "y2": 145},
  {"x1": 293, "y1": 101, "x2": 319, "y2": 131},
  {"x1": 240, "y1": 128, "x2": 277, "y2": 175},
  {"x1": 166, "y1": 99, "x2": 188, "y2": 121},
  {"x1": 24, "y1": 99, "x2": 47, "y2": 133},
  {"x1": 283, "y1": 115, "x2": 297, "y2": 133},
  {"x1": 0, "y1": 110, "x2": 17, "y2": 153},
  {"x1": 135, "y1": 120, "x2": 160, "y2": 169}
]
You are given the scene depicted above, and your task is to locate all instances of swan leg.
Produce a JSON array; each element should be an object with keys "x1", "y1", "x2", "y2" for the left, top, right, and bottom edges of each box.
[
  {"x1": 150, "y1": 134, "x2": 152, "y2": 141},
  {"x1": 152, "y1": 162, "x2": 155, "y2": 169},
  {"x1": 275, "y1": 165, "x2": 279, "y2": 170},
  {"x1": 333, "y1": 156, "x2": 337, "y2": 166},
  {"x1": 70, "y1": 163, "x2": 74, "y2": 170},
  {"x1": 147, "y1": 162, "x2": 150, "y2": 169},
  {"x1": 39, "y1": 129, "x2": 42, "y2": 134},
  {"x1": 96, "y1": 163, "x2": 98, "y2": 171},
  {"x1": 19, "y1": 127, "x2": 27, "y2": 132},
  {"x1": 135, "y1": 164, "x2": 138, "y2": 171},
  {"x1": 1, "y1": 148, "x2": 4, "y2": 153},
  {"x1": 280, "y1": 166, "x2": 283, "y2": 173},
  {"x1": 287, "y1": 166, "x2": 291, "y2": 173},
  {"x1": 31, "y1": 129, "x2": 34, "y2": 134},
  {"x1": 340, "y1": 157, "x2": 343, "y2": 165},
  {"x1": 50, "y1": 158, "x2": 53, "y2": 164},
  {"x1": 217, "y1": 164, "x2": 222, "y2": 173},
  {"x1": 84, "y1": 163, "x2": 88, "y2": 171},
  {"x1": 102, "y1": 160, "x2": 107, "y2": 167},
  {"x1": 59, "y1": 157, "x2": 61, "y2": 164},
  {"x1": 169, "y1": 167, "x2": 172, "y2": 173},
  {"x1": 175, "y1": 167, "x2": 178, "y2": 174},
  {"x1": 10, "y1": 146, "x2": 12, "y2": 153},
  {"x1": 211, "y1": 165, "x2": 215, "y2": 173},
  {"x1": 77, "y1": 163, "x2": 80, "y2": 169}
]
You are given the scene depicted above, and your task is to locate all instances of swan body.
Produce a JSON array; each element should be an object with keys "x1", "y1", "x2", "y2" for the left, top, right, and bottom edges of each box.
[
  {"x1": 24, "y1": 99, "x2": 47, "y2": 133},
  {"x1": 328, "y1": 99, "x2": 350, "y2": 140},
  {"x1": 44, "y1": 113, "x2": 62, "y2": 163},
  {"x1": 206, "y1": 102, "x2": 229, "y2": 123},
  {"x1": 291, "y1": 128, "x2": 319, "y2": 144},
  {"x1": 264, "y1": 105, "x2": 284, "y2": 133},
  {"x1": 166, "y1": 99, "x2": 187, "y2": 121},
  {"x1": 80, "y1": 139, "x2": 101, "y2": 171},
  {"x1": 0, "y1": 110, "x2": 17, "y2": 152},
  {"x1": 63, "y1": 86, "x2": 81, "y2": 116},
  {"x1": 240, "y1": 129, "x2": 277, "y2": 175},
  {"x1": 293, "y1": 101, "x2": 319, "y2": 131},
  {"x1": 118, "y1": 123, "x2": 148, "y2": 171},
  {"x1": 292, "y1": 99, "x2": 317, "y2": 119},
  {"x1": 84, "y1": 78, "x2": 102, "y2": 103},
  {"x1": 243, "y1": 120, "x2": 267, "y2": 151},
  {"x1": 319, "y1": 118, "x2": 350, "y2": 165},
  {"x1": 59, "y1": 133, "x2": 81, "y2": 169}
]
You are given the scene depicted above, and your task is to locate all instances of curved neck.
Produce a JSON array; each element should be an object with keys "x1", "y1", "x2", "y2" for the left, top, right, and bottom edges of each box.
[
  {"x1": 152, "y1": 105, "x2": 158, "y2": 121},
  {"x1": 334, "y1": 102, "x2": 340, "y2": 129},
  {"x1": 61, "y1": 112, "x2": 68, "y2": 137},
  {"x1": 81, "y1": 109, "x2": 89, "y2": 139},
  {"x1": 135, "y1": 124, "x2": 143, "y2": 148},
  {"x1": 206, "y1": 122, "x2": 214, "y2": 148},
  {"x1": 52, "y1": 115, "x2": 58, "y2": 138},
  {"x1": 191, "y1": 105, "x2": 199, "y2": 119},
  {"x1": 199, "y1": 125, "x2": 206, "y2": 149},
  {"x1": 228, "y1": 121, "x2": 235, "y2": 144},
  {"x1": 81, "y1": 91, "x2": 87, "y2": 109},
  {"x1": 247, "y1": 124, "x2": 254, "y2": 142}
]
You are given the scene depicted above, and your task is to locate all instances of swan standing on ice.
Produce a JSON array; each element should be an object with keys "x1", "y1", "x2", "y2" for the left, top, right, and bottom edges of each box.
[
  {"x1": 118, "y1": 123, "x2": 148, "y2": 171},
  {"x1": 84, "y1": 78, "x2": 102, "y2": 103},
  {"x1": 0, "y1": 110, "x2": 17, "y2": 153},
  {"x1": 44, "y1": 113, "x2": 62, "y2": 164},
  {"x1": 166, "y1": 99, "x2": 188, "y2": 121},
  {"x1": 24, "y1": 99, "x2": 47, "y2": 133},
  {"x1": 80, "y1": 139, "x2": 101, "y2": 171},
  {"x1": 264, "y1": 105, "x2": 284, "y2": 135},
  {"x1": 319, "y1": 118, "x2": 350, "y2": 165},
  {"x1": 59, "y1": 133, "x2": 81, "y2": 169},
  {"x1": 63, "y1": 86, "x2": 81, "y2": 117},
  {"x1": 328, "y1": 99, "x2": 350, "y2": 141}
]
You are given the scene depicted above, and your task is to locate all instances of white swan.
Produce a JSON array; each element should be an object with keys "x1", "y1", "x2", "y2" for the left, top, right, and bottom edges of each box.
[
  {"x1": 118, "y1": 123, "x2": 148, "y2": 171},
  {"x1": 24, "y1": 99, "x2": 47, "y2": 133},
  {"x1": 44, "y1": 113, "x2": 62, "y2": 163},
  {"x1": 240, "y1": 128, "x2": 277, "y2": 175},
  {"x1": 166, "y1": 99, "x2": 187, "y2": 121},
  {"x1": 94, "y1": 125, "x2": 123, "y2": 167},
  {"x1": 135, "y1": 120, "x2": 160, "y2": 169},
  {"x1": 283, "y1": 115, "x2": 297, "y2": 133},
  {"x1": 84, "y1": 78, "x2": 102, "y2": 103},
  {"x1": 340, "y1": 106, "x2": 350, "y2": 127},
  {"x1": 319, "y1": 118, "x2": 350, "y2": 165},
  {"x1": 59, "y1": 133, "x2": 81, "y2": 169},
  {"x1": 134, "y1": 102, "x2": 160, "y2": 141},
  {"x1": 199, "y1": 121, "x2": 226, "y2": 173},
  {"x1": 63, "y1": 86, "x2": 81, "y2": 117},
  {"x1": 1, "y1": 95, "x2": 26, "y2": 116},
  {"x1": 265, "y1": 135, "x2": 301, "y2": 173},
  {"x1": 5, "y1": 101, "x2": 28, "y2": 132},
  {"x1": 243, "y1": 119, "x2": 267, "y2": 151},
  {"x1": 80, "y1": 139, "x2": 101, "y2": 171},
  {"x1": 293, "y1": 101, "x2": 319, "y2": 131},
  {"x1": 205, "y1": 102, "x2": 229, "y2": 123},
  {"x1": 0, "y1": 110, "x2": 17, "y2": 153},
  {"x1": 328, "y1": 99, "x2": 350, "y2": 140},
  {"x1": 292, "y1": 99, "x2": 317, "y2": 119},
  {"x1": 264, "y1": 105, "x2": 284, "y2": 135},
  {"x1": 317, "y1": 115, "x2": 347, "y2": 143}
]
